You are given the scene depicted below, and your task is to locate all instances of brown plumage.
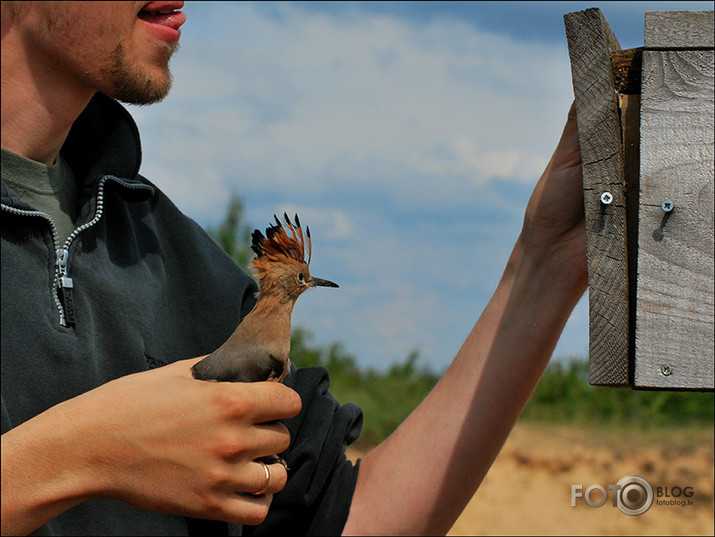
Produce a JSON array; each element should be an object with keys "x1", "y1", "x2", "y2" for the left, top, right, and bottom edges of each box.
[{"x1": 192, "y1": 213, "x2": 338, "y2": 383}]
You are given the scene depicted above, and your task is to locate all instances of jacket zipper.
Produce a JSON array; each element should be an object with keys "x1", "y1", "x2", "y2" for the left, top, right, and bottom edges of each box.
[
  {"x1": 1, "y1": 204, "x2": 69, "y2": 324},
  {"x1": 1, "y1": 175, "x2": 152, "y2": 327},
  {"x1": 52, "y1": 176, "x2": 110, "y2": 325}
]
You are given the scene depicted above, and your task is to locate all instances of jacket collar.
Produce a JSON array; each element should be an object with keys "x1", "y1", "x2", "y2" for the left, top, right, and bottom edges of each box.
[{"x1": 62, "y1": 92, "x2": 143, "y2": 186}]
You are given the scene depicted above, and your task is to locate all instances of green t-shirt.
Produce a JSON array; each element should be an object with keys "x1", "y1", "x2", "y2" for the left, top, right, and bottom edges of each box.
[{"x1": 1, "y1": 147, "x2": 79, "y2": 246}]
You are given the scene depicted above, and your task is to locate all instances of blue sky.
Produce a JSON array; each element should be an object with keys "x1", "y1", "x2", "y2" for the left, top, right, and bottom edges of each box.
[{"x1": 128, "y1": 1, "x2": 713, "y2": 372}]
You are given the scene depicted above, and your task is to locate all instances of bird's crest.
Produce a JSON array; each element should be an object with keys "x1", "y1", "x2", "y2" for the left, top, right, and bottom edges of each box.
[{"x1": 250, "y1": 213, "x2": 312, "y2": 275}]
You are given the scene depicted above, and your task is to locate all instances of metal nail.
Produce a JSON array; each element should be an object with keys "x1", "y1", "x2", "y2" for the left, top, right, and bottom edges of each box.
[{"x1": 660, "y1": 365, "x2": 672, "y2": 376}]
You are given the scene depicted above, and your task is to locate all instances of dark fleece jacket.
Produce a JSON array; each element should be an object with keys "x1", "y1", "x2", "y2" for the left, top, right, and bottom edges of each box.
[{"x1": 1, "y1": 93, "x2": 362, "y2": 536}]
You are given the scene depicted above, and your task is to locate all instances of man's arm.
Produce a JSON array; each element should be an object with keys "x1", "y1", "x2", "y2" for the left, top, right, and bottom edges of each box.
[
  {"x1": 343, "y1": 105, "x2": 586, "y2": 535},
  {"x1": 1, "y1": 357, "x2": 301, "y2": 536}
]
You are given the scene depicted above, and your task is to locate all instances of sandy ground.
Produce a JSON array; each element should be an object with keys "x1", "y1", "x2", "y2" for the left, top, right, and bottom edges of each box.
[{"x1": 348, "y1": 423, "x2": 714, "y2": 536}]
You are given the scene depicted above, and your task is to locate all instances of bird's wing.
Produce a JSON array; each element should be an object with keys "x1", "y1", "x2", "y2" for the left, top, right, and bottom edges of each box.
[{"x1": 191, "y1": 341, "x2": 286, "y2": 383}]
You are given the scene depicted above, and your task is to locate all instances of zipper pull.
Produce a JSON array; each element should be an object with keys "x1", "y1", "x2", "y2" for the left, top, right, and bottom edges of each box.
[
  {"x1": 57, "y1": 248, "x2": 73, "y2": 287},
  {"x1": 57, "y1": 248, "x2": 76, "y2": 326}
]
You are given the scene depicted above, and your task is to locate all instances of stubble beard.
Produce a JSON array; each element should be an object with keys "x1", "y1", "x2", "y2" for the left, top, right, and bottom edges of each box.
[
  {"x1": 39, "y1": 5, "x2": 178, "y2": 106},
  {"x1": 107, "y1": 40, "x2": 179, "y2": 106}
]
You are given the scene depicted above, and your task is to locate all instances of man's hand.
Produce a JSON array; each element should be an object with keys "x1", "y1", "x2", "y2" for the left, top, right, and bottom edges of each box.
[
  {"x1": 520, "y1": 103, "x2": 587, "y2": 286},
  {"x1": 1, "y1": 357, "x2": 302, "y2": 535}
]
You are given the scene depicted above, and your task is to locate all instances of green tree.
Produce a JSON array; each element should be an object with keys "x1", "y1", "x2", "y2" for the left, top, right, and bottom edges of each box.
[
  {"x1": 521, "y1": 359, "x2": 714, "y2": 427},
  {"x1": 207, "y1": 193, "x2": 254, "y2": 269}
]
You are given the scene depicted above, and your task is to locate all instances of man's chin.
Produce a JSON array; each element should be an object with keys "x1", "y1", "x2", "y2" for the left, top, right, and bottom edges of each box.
[
  {"x1": 109, "y1": 64, "x2": 174, "y2": 106},
  {"x1": 114, "y1": 80, "x2": 173, "y2": 106},
  {"x1": 107, "y1": 42, "x2": 178, "y2": 105}
]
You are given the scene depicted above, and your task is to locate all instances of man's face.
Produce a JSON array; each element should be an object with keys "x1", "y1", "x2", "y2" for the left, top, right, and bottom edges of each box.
[{"x1": 15, "y1": 1, "x2": 186, "y2": 105}]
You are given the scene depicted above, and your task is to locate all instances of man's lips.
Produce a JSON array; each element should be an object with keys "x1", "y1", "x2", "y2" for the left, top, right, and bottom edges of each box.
[
  {"x1": 138, "y1": 10, "x2": 187, "y2": 30},
  {"x1": 140, "y1": 0, "x2": 185, "y2": 15},
  {"x1": 138, "y1": 1, "x2": 186, "y2": 35}
]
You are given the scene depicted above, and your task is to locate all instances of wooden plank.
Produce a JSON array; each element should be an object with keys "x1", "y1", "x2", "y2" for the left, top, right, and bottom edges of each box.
[
  {"x1": 644, "y1": 11, "x2": 714, "y2": 49},
  {"x1": 564, "y1": 8, "x2": 630, "y2": 386},
  {"x1": 635, "y1": 49, "x2": 715, "y2": 390}
]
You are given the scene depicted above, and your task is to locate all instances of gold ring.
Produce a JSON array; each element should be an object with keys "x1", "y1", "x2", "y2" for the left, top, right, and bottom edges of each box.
[{"x1": 251, "y1": 461, "x2": 271, "y2": 496}]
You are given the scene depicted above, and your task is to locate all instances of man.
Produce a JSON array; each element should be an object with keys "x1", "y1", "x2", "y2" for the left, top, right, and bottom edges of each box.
[{"x1": 1, "y1": 2, "x2": 587, "y2": 535}]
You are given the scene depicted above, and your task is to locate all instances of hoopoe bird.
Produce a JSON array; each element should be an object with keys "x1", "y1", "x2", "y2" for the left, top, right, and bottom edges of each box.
[{"x1": 192, "y1": 213, "x2": 338, "y2": 383}]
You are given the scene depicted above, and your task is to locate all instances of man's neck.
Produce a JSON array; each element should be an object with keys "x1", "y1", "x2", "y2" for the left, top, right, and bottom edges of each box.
[{"x1": 1, "y1": 30, "x2": 94, "y2": 165}]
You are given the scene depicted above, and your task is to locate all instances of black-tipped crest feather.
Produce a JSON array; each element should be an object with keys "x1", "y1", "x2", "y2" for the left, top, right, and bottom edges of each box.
[
  {"x1": 306, "y1": 226, "x2": 312, "y2": 265},
  {"x1": 251, "y1": 229, "x2": 265, "y2": 256},
  {"x1": 249, "y1": 213, "x2": 315, "y2": 273}
]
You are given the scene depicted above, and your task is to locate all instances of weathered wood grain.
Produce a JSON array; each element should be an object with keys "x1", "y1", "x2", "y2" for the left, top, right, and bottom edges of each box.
[
  {"x1": 635, "y1": 49, "x2": 714, "y2": 389},
  {"x1": 644, "y1": 11, "x2": 714, "y2": 49},
  {"x1": 565, "y1": 8, "x2": 630, "y2": 386}
]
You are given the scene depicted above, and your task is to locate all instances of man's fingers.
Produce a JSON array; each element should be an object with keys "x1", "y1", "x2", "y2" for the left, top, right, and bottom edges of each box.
[
  {"x1": 223, "y1": 493, "x2": 274, "y2": 526},
  {"x1": 211, "y1": 381, "x2": 302, "y2": 424},
  {"x1": 244, "y1": 460, "x2": 288, "y2": 496},
  {"x1": 568, "y1": 100, "x2": 577, "y2": 119},
  {"x1": 200, "y1": 492, "x2": 273, "y2": 527},
  {"x1": 178, "y1": 357, "x2": 302, "y2": 422},
  {"x1": 251, "y1": 382, "x2": 302, "y2": 423},
  {"x1": 212, "y1": 459, "x2": 287, "y2": 497},
  {"x1": 223, "y1": 420, "x2": 292, "y2": 463}
]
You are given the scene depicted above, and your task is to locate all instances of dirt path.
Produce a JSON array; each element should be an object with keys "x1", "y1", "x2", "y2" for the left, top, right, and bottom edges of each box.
[
  {"x1": 448, "y1": 423, "x2": 714, "y2": 536},
  {"x1": 348, "y1": 423, "x2": 714, "y2": 535}
]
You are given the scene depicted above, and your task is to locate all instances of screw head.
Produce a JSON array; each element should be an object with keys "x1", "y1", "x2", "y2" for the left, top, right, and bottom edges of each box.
[
  {"x1": 661, "y1": 200, "x2": 674, "y2": 212},
  {"x1": 600, "y1": 192, "x2": 613, "y2": 205},
  {"x1": 660, "y1": 365, "x2": 672, "y2": 376}
]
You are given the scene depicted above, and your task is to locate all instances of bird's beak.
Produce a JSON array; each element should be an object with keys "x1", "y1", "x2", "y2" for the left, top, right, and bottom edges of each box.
[{"x1": 311, "y1": 277, "x2": 339, "y2": 288}]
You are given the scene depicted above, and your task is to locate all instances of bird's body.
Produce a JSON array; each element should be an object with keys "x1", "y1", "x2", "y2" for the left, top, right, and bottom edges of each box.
[
  {"x1": 192, "y1": 213, "x2": 337, "y2": 383},
  {"x1": 192, "y1": 298, "x2": 293, "y2": 382}
]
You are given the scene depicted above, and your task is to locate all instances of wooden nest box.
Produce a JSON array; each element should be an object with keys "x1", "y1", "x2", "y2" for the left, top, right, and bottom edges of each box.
[{"x1": 564, "y1": 8, "x2": 714, "y2": 390}]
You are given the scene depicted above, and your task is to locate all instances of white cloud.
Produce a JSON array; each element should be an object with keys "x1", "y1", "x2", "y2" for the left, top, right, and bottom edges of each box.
[
  {"x1": 130, "y1": 3, "x2": 586, "y2": 370},
  {"x1": 136, "y1": 3, "x2": 572, "y2": 207}
]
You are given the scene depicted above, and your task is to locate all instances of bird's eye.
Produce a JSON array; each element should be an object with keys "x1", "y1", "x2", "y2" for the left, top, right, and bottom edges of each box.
[{"x1": 297, "y1": 273, "x2": 305, "y2": 283}]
